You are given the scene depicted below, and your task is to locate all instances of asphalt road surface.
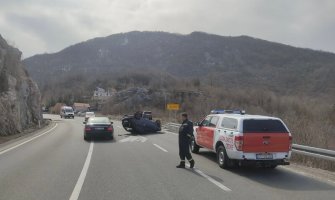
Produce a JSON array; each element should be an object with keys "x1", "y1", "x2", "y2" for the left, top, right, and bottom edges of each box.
[{"x1": 0, "y1": 114, "x2": 334, "y2": 200}]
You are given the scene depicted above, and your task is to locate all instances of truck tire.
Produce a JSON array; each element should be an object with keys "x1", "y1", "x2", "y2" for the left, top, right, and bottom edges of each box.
[
  {"x1": 190, "y1": 138, "x2": 200, "y2": 153},
  {"x1": 217, "y1": 145, "x2": 231, "y2": 169}
]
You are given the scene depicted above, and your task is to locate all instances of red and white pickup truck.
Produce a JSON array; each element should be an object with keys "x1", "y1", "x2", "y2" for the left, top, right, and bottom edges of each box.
[{"x1": 191, "y1": 111, "x2": 292, "y2": 169}]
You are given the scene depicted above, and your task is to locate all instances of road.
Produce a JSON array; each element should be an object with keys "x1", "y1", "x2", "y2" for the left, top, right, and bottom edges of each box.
[{"x1": 0, "y1": 114, "x2": 334, "y2": 200}]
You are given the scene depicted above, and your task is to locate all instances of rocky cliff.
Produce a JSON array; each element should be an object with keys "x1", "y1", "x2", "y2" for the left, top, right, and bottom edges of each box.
[{"x1": 0, "y1": 35, "x2": 41, "y2": 136}]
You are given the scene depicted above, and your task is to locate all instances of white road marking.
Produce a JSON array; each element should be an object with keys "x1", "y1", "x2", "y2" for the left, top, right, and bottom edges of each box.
[
  {"x1": 163, "y1": 130, "x2": 178, "y2": 136},
  {"x1": 117, "y1": 125, "x2": 122, "y2": 129},
  {"x1": 186, "y1": 164, "x2": 232, "y2": 192},
  {"x1": 153, "y1": 143, "x2": 168, "y2": 152},
  {"x1": 161, "y1": 129, "x2": 231, "y2": 191},
  {"x1": 0, "y1": 123, "x2": 58, "y2": 156},
  {"x1": 69, "y1": 142, "x2": 94, "y2": 200},
  {"x1": 119, "y1": 136, "x2": 147, "y2": 143}
]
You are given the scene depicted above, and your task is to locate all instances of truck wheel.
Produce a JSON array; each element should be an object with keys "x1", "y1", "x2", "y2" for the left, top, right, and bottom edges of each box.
[
  {"x1": 217, "y1": 145, "x2": 231, "y2": 169},
  {"x1": 190, "y1": 138, "x2": 200, "y2": 153}
]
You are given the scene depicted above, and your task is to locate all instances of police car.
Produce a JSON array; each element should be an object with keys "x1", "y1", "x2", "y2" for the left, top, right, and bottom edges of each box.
[{"x1": 191, "y1": 110, "x2": 292, "y2": 169}]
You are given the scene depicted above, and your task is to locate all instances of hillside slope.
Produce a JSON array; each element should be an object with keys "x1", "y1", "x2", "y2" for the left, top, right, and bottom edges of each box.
[{"x1": 23, "y1": 31, "x2": 335, "y2": 96}]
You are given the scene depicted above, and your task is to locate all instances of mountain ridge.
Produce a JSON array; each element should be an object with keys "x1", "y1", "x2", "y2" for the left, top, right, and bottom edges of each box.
[{"x1": 23, "y1": 31, "x2": 335, "y2": 97}]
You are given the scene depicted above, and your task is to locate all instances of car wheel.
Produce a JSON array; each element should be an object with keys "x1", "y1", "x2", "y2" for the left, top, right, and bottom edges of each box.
[
  {"x1": 84, "y1": 134, "x2": 89, "y2": 141},
  {"x1": 155, "y1": 120, "x2": 161, "y2": 128},
  {"x1": 190, "y1": 138, "x2": 200, "y2": 153},
  {"x1": 267, "y1": 164, "x2": 278, "y2": 169},
  {"x1": 106, "y1": 134, "x2": 113, "y2": 140},
  {"x1": 217, "y1": 145, "x2": 231, "y2": 169}
]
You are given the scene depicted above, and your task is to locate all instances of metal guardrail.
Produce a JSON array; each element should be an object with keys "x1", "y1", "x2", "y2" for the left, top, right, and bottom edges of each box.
[
  {"x1": 164, "y1": 123, "x2": 335, "y2": 162},
  {"x1": 292, "y1": 144, "x2": 335, "y2": 161}
]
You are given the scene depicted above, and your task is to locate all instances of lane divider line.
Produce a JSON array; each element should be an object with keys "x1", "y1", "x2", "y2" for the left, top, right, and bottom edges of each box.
[
  {"x1": 153, "y1": 143, "x2": 168, "y2": 152},
  {"x1": 163, "y1": 130, "x2": 178, "y2": 136},
  {"x1": 163, "y1": 128, "x2": 231, "y2": 191},
  {"x1": 0, "y1": 123, "x2": 58, "y2": 156},
  {"x1": 69, "y1": 142, "x2": 94, "y2": 200},
  {"x1": 186, "y1": 164, "x2": 232, "y2": 192}
]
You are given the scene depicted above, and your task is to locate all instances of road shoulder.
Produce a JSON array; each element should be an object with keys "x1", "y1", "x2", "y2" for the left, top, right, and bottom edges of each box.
[
  {"x1": 283, "y1": 162, "x2": 335, "y2": 185},
  {"x1": 0, "y1": 119, "x2": 55, "y2": 152}
]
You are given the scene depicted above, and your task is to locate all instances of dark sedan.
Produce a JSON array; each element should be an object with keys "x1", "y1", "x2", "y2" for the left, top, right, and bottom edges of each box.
[{"x1": 83, "y1": 117, "x2": 114, "y2": 140}]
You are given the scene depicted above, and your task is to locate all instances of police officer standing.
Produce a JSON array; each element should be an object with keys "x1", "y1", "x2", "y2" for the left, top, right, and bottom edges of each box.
[{"x1": 176, "y1": 113, "x2": 195, "y2": 168}]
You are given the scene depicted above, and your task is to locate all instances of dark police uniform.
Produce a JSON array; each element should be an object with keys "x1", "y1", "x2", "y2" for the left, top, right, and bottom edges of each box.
[{"x1": 178, "y1": 119, "x2": 194, "y2": 163}]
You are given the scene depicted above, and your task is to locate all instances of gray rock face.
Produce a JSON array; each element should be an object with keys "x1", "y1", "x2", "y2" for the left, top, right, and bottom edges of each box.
[{"x1": 0, "y1": 35, "x2": 42, "y2": 136}]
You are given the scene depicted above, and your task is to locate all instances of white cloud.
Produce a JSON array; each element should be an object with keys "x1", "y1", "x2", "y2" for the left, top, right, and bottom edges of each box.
[{"x1": 0, "y1": 0, "x2": 334, "y2": 57}]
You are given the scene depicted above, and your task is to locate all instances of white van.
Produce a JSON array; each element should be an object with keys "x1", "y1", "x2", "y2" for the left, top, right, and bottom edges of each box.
[{"x1": 60, "y1": 106, "x2": 75, "y2": 119}]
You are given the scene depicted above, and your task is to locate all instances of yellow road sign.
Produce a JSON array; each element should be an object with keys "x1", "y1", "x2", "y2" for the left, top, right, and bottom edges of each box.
[{"x1": 166, "y1": 103, "x2": 180, "y2": 111}]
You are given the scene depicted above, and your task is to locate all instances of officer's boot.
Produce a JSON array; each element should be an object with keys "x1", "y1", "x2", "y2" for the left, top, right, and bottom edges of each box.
[
  {"x1": 176, "y1": 161, "x2": 185, "y2": 168},
  {"x1": 189, "y1": 159, "x2": 195, "y2": 168}
]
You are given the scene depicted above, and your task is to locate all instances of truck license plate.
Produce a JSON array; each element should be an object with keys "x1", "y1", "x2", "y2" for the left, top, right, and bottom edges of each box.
[{"x1": 256, "y1": 153, "x2": 273, "y2": 160}]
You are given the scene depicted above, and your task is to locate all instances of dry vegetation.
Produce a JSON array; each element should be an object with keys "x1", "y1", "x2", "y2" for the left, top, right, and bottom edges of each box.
[
  {"x1": 102, "y1": 74, "x2": 335, "y2": 170},
  {"x1": 43, "y1": 71, "x2": 335, "y2": 170}
]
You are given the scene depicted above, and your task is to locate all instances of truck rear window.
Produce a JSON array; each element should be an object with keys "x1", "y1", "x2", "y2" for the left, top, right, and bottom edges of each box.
[{"x1": 243, "y1": 119, "x2": 288, "y2": 133}]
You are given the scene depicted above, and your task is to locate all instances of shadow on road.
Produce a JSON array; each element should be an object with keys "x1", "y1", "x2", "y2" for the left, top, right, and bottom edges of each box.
[
  {"x1": 85, "y1": 138, "x2": 117, "y2": 144},
  {"x1": 196, "y1": 151, "x2": 335, "y2": 191},
  {"x1": 119, "y1": 131, "x2": 165, "y2": 137}
]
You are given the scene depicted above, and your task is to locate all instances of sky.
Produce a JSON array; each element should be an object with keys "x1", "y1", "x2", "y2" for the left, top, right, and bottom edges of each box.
[{"x1": 0, "y1": 0, "x2": 334, "y2": 58}]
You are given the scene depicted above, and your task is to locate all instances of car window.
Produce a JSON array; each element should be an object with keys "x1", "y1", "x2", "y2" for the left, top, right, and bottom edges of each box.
[
  {"x1": 243, "y1": 119, "x2": 288, "y2": 133},
  {"x1": 88, "y1": 117, "x2": 110, "y2": 124},
  {"x1": 221, "y1": 117, "x2": 238, "y2": 130},
  {"x1": 201, "y1": 116, "x2": 212, "y2": 126},
  {"x1": 209, "y1": 116, "x2": 219, "y2": 127},
  {"x1": 86, "y1": 112, "x2": 95, "y2": 116}
]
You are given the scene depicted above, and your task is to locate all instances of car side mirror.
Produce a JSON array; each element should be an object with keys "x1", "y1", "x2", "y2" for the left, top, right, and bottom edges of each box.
[
  {"x1": 110, "y1": 122, "x2": 113, "y2": 125},
  {"x1": 196, "y1": 122, "x2": 202, "y2": 126},
  {"x1": 83, "y1": 122, "x2": 86, "y2": 124}
]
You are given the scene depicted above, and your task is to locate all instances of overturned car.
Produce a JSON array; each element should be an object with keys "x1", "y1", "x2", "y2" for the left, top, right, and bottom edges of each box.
[{"x1": 122, "y1": 112, "x2": 161, "y2": 134}]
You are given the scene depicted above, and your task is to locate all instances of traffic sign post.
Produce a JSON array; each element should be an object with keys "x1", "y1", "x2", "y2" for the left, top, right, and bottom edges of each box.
[
  {"x1": 166, "y1": 103, "x2": 180, "y2": 122},
  {"x1": 166, "y1": 103, "x2": 180, "y2": 111}
]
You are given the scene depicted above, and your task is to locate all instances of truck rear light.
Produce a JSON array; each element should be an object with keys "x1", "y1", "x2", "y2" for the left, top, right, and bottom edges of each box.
[
  {"x1": 107, "y1": 127, "x2": 113, "y2": 132},
  {"x1": 85, "y1": 127, "x2": 91, "y2": 132},
  {"x1": 289, "y1": 136, "x2": 293, "y2": 150},
  {"x1": 234, "y1": 136, "x2": 244, "y2": 151}
]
